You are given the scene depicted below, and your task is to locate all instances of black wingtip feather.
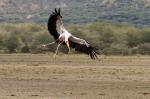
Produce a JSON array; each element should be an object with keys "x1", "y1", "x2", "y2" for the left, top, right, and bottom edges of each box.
[
  {"x1": 88, "y1": 46, "x2": 99, "y2": 59},
  {"x1": 55, "y1": 8, "x2": 57, "y2": 13},
  {"x1": 48, "y1": 8, "x2": 62, "y2": 40},
  {"x1": 58, "y1": 8, "x2": 61, "y2": 15},
  {"x1": 69, "y1": 40, "x2": 99, "y2": 60}
]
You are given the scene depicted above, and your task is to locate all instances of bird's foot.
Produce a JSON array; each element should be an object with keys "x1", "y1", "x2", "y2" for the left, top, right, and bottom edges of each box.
[{"x1": 40, "y1": 44, "x2": 47, "y2": 48}]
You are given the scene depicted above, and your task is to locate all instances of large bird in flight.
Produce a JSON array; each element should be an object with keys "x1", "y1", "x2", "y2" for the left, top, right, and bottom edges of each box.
[{"x1": 43, "y1": 8, "x2": 99, "y2": 59}]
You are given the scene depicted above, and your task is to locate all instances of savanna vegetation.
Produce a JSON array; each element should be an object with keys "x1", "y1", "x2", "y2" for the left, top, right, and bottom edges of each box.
[
  {"x1": 1, "y1": 0, "x2": 150, "y2": 26},
  {"x1": 0, "y1": 22, "x2": 150, "y2": 55}
]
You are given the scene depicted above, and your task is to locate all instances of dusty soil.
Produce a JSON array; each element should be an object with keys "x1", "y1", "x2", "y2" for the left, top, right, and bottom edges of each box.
[{"x1": 0, "y1": 54, "x2": 150, "y2": 99}]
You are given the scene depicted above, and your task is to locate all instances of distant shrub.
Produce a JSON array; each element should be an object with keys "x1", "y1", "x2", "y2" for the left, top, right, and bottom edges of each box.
[
  {"x1": 0, "y1": 22, "x2": 150, "y2": 55},
  {"x1": 133, "y1": 43, "x2": 150, "y2": 55},
  {"x1": 21, "y1": 45, "x2": 30, "y2": 53},
  {"x1": 125, "y1": 32, "x2": 141, "y2": 47},
  {"x1": 5, "y1": 34, "x2": 21, "y2": 53},
  {"x1": 106, "y1": 43, "x2": 129, "y2": 55},
  {"x1": 141, "y1": 29, "x2": 150, "y2": 43}
]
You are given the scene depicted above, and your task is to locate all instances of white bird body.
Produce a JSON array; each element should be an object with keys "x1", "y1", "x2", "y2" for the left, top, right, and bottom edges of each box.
[
  {"x1": 59, "y1": 28, "x2": 72, "y2": 43},
  {"x1": 46, "y1": 8, "x2": 99, "y2": 59}
]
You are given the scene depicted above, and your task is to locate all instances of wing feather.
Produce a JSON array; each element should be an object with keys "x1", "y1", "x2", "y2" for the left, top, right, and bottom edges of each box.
[
  {"x1": 48, "y1": 8, "x2": 64, "y2": 40},
  {"x1": 48, "y1": 8, "x2": 99, "y2": 59},
  {"x1": 69, "y1": 37, "x2": 99, "y2": 59}
]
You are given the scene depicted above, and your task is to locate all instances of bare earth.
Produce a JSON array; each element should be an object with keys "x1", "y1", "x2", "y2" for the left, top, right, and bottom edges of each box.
[{"x1": 0, "y1": 54, "x2": 150, "y2": 99}]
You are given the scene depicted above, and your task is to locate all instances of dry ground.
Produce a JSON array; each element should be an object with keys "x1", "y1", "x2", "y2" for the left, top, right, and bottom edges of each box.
[{"x1": 0, "y1": 54, "x2": 150, "y2": 99}]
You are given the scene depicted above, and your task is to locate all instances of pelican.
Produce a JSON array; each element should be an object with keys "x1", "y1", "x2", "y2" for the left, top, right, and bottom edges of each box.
[{"x1": 43, "y1": 8, "x2": 99, "y2": 59}]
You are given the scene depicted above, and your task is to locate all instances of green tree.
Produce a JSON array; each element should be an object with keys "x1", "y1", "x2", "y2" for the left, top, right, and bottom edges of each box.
[
  {"x1": 5, "y1": 35, "x2": 21, "y2": 53},
  {"x1": 126, "y1": 33, "x2": 141, "y2": 48}
]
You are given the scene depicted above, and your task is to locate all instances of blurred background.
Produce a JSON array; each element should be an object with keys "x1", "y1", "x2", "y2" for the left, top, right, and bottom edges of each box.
[{"x1": 0, "y1": 0, "x2": 150, "y2": 55}]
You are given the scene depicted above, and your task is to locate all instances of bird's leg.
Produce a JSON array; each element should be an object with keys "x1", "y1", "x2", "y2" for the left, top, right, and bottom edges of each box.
[
  {"x1": 41, "y1": 41, "x2": 55, "y2": 47},
  {"x1": 66, "y1": 41, "x2": 71, "y2": 53},
  {"x1": 53, "y1": 41, "x2": 64, "y2": 58},
  {"x1": 41, "y1": 39, "x2": 59, "y2": 48}
]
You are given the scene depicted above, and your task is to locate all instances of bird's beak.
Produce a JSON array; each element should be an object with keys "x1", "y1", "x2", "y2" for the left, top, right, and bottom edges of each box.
[{"x1": 66, "y1": 41, "x2": 71, "y2": 53}]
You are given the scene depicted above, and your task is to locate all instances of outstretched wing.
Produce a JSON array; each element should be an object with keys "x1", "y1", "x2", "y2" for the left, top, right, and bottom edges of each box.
[
  {"x1": 69, "y1": 36, "x2": 99, "y2": 59},
  {"x1": 48, "y1": 8, "x2": 64, "y2": 40}
]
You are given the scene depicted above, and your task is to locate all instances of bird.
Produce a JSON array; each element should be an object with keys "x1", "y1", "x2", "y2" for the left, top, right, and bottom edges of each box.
[{"x1": 42, "y1": 8, "x2": 99, "y2": 59}]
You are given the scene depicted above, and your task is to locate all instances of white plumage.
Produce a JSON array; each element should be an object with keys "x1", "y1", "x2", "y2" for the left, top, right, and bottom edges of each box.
[{"x1": 44, "y1": 8, "x2": 99, "y2": 59}]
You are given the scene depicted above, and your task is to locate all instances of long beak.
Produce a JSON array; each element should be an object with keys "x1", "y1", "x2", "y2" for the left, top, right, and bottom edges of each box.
[{"x1": 66, "y1": 41, "x2": 71, "y2": 53}]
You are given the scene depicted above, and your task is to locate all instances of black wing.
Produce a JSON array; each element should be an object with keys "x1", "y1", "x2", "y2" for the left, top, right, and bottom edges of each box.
[
  {"x1": 69, "y1": 40, "x2": 99, "y2": 59},
  {"x1": 48, "y1": 8, "x2": 63, "y2": 40}
]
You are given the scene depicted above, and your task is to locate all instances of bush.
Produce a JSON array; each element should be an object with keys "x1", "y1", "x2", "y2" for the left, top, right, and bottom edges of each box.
[
  {"x1": 21, "y1": 45, "x2": 30, "y2": 53},
  {"x1": 133, "y1": 43, "x2": 150, "y2": 54},
  {"x1": 0, "y1": 22, "x2": 150, "y2": 55},
  {"x1": 141, "y1": 29, "x2": 150, "y2": 43}
]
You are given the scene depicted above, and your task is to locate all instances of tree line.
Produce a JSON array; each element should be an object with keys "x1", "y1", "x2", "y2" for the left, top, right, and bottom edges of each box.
[{"x1": 0, "y1": 22, "x2": 150, "y2": 55}]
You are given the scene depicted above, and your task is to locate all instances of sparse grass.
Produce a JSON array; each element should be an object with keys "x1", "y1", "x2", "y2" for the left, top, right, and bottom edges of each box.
[
  {"x1": 0, "y1": 54, "x2": 150, "y2": 99},
  {"x1": 0, "y1": 54, "x2": 150, "y2": 80}
]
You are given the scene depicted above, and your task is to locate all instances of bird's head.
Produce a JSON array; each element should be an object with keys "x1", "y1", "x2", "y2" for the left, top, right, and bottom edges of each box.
[{"x1": 51, "y1": 8, "x2": 62, "y2": 19}]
